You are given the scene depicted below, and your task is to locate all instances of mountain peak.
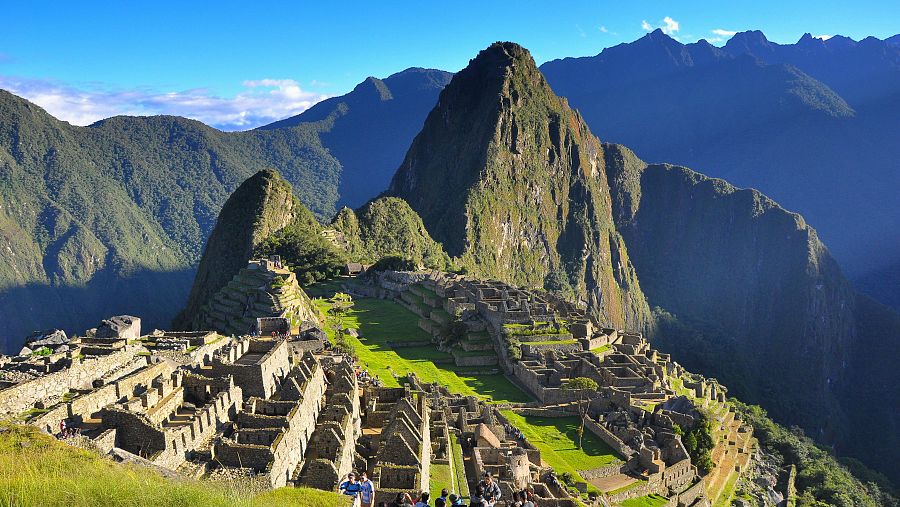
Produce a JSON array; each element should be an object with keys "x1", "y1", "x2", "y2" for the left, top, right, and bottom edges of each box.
[
  {"x1": 467, "y1": 41, "x2": 537, "y2": 79},
  {"x1": 388, "y1": 41, "x2": 653, "y2": 330},
  {"x1": 724, "y1": 30, "x2": 774, "y2": 53}
]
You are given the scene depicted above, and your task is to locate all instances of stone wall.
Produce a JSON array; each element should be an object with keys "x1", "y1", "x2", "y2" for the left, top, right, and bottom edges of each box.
[
  {"x1": 0, "y1": 347, "x2": 140, "y2": 417},
  {"x1": 583, "y1": 417, "x2": 634, "y2": 457}
]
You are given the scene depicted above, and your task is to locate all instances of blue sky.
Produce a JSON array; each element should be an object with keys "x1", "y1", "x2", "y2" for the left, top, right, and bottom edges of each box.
[{"x1": 1, "y1": 0, "x2": 897, "y2": 129}]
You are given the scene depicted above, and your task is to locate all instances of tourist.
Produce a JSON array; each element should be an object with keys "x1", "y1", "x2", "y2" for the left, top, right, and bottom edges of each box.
[
  {"x1": 478, "y1": 472, "x2": 501, "y2": 506},
  {"x1": 339, "y1": 472, "x2": 362, "y2": 500},
  {"x1": 392, "y1": 492, "x2": 415, "y2": 507},
  {"x1": 447, "y1": 493, "x2": 464, "y2": 506},
  {"x1": 437, "y1": 488, "x2": 449, "y2": 506},
  {"x1": 468, "y1": 484, "x2": 486, "y2": 507},
  {"x1": 435, "y1": 497, "x2": 446, "y2": 507},
  {"x1": 359, "y1": 471, "x2": 376, "y2": 507},
  {"x1": 414, "y1": 491, "x2": 430, "y2": 507},
  {"x1": 58, "y1": 420, "x2": 66, "y2": 437},
  {"x1": 519, "y1": 490, "x2": 534, "y2": 507}
]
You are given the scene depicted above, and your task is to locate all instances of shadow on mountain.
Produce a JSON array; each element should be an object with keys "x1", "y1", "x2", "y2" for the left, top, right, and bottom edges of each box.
[{"x1": 0, "y1": 267, "x2": 196, "y2": 354}]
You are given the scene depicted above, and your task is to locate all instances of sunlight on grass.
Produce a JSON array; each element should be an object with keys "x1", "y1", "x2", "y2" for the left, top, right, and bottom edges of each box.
[
  {"x1": 313, "y1": 286, "x2": 531, "y2": 403},
  {"x1": 500, "y1": 411, "x2": 623, "y2": 495},
  {"x1": 0, "y1": 423, "x2": 346, "y2": 507}
]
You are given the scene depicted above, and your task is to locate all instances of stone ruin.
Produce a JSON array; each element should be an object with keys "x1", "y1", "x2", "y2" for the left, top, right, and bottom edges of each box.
[
  {"x1": 212, "y1": 351, "x2": 326, "y2": 487},
  {"x1": 191, "y1": 259, "x2": 318, "y2": 337},
  {"x1": 295, "y1": 357, "x2": 363, "y2": 490},
  {"x1": 364, "y1": 385, "x2": 431, "y2": 497}
]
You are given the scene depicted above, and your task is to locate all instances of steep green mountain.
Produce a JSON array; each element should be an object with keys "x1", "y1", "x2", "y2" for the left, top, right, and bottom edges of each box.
[
  {"x1": 259, "y1": 68, "x2": 453, "y2": 209},
  {"x1": 173, "y1": 169, "x2": 321, "y2": 328},
  {"x1": 602, "y1": 143, "x2": 899, "y2": 483},
  {"x1": 329, "y1": 197, "x2": 449, "y2": 269},
  {"x1": 387, "y1": 42, "x2": 653, "y2": 331},
  {"x1": 539, "y1": 30, "x2": 900, "y2": 310},
  {"x1": 0, "y1": 90, "x2": 341, "y2": 351}
]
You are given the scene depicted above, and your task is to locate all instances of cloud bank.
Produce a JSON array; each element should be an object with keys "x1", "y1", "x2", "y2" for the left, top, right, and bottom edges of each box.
[{"x1": 0, "y1": 76, "x2": 328, "y2": 131}]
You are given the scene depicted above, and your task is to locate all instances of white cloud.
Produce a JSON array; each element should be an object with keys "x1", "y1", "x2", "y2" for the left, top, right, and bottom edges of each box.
[
  {"x1": 576, "y1": 24, "x2": 587, "y2": 38},
  {"x1": 814, "y1": 34, "x2": 833, "y2": 40},
  {"x1": 662, "y1": 16, "x2": 679, "y2": 34},
  {"x1": 711, "y1": 28, "x2": 737, "y2": 37},
  {"x1": 641, "y1": 16, "x2": 681, "y2": 38},
  {"x1": 599, "y1": 25, "x2": 609, "y2": 33},
  {"x1": 0, "y1": 76, "x2": 329, "y2": 130}
]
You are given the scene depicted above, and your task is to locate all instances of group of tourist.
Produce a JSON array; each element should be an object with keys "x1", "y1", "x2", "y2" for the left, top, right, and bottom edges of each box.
[
  {"x1": 57, "y1": 420, "x2": 81, "y2": 439},
  {"x1": 339, "y1": 471, "x2": 514, "y2": 507},
  {"x1": 339, "y1": 472, "x2": 376, "y2": 506},
  {"x1": 355, "y1": 367, "x2": 382, "y2": 387},
  {"x1": 502, "y1": 422, "x2": 525, "y2": 443},
  {"x1": 337, "y1": 471, "x2": 499, "y2": 507}
]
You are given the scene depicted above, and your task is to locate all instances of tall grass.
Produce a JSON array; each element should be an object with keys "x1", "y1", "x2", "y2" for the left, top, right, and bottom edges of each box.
[{"x1": 0, "y1": 424, "x2": 346, "y2": 507}]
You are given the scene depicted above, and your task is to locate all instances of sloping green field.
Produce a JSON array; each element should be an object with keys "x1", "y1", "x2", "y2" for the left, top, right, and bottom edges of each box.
[
  {"x1": 0, "y1": 423, "x2": 346, "y2": 507},
  {"x1": 314, "y1": 288, "x2": 531, "y2": 403},
  {"x1": 500, "y1": 411, "x2": 622, "y2": 494}
]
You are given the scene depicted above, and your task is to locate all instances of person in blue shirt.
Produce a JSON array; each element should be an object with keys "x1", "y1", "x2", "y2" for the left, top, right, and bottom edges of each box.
[
  {"x1": 339, "y1": 472, "x2": 362, "y2": 500},
  {"x1": 359, "y1": 471, "x2": 376, "y2": 507}
]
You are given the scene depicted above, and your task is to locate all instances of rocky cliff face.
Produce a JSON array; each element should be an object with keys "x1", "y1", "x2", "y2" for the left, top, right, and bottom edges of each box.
[
  {"x1": 603, "y1": 143, "x2": 861, "y2": 459},
  {"x1": 387, "y1": 42, "x2": 652, "y2": 330},
  {"x1": 173, "y1": 169, "x2": 318, "y2": 329}
]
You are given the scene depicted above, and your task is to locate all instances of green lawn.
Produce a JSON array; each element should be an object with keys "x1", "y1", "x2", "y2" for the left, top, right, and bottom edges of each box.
[
  {"x1": 449, "y1": 434, "x2": 470, "y2": 500},
  {"x1": 0, "y1": 423, "x2": 346, "y2": 507},
  {"x1": 620, "y1": 494, "x2": 669, "y2": 507},
  {"x1": 313, "y1": 290, "x2": 531, "y2": 404},
  {"x1": 590, "y1": 344, "x2": 612, "y2": 354},
  {"x1": 429, "y1": 463, "x2": 452, "y2": 500},
  {"x1": 500, "y1": 411, "x2": 622, "y2": 492}
]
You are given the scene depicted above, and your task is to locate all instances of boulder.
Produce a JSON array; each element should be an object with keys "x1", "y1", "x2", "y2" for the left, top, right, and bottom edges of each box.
[
  {"x1": 18, "y1": 346, "x2": 32, "y2": 356},
  {"x1": 95, "y1": 316, "x2": 141, "y2": 341},
  {"x1": 25, "y1": 329, "x2": 69, "y2": 348}
]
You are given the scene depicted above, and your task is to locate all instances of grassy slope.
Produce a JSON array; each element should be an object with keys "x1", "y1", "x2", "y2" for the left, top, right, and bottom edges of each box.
[
  {"x1": 500, "y1": 411, "x2": 621, "y2": 493},
  {"x1": 313, "y1": 288, "x2": 530, "y2": 404},
  {"x1": 0, "y1": 423, "x2": 346, "y2": 507},
  {"x1": 619, "y1": 494, "x2": 669, "y2": 507}
]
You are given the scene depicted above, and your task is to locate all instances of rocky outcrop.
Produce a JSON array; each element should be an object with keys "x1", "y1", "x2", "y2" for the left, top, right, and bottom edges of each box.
[{"x1": 387, "y1": 42, "x2": 652, "y2": 331}]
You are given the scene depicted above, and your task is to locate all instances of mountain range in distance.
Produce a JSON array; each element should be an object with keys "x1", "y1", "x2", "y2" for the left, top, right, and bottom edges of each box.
[{"x1": 1, "y1": 28, "x2": 899, "y2": 486}]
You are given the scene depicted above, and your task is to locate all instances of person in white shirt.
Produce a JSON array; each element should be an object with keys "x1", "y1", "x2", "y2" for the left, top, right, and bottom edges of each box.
[{"x1": 359, "y1": 471, "x2": 375, "y2": 507}]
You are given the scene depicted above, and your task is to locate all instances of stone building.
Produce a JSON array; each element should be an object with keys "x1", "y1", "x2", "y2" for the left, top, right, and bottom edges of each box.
[
  {"x1": 207, "y1": 337, "x2": 291, "y2": 399},
  {"x1": 213, "y1": 352, "x2": 326, "y2": 487},
  {"x1": 101, "y1": 369, "x2": 243, "y2": 469},
  {"x1": 295, "y1": 358, "x2": 363, "y2": 490},
  {"x1": 366, "y1": 386, "x2": 431, "y2": 497}
]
